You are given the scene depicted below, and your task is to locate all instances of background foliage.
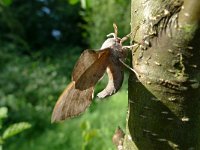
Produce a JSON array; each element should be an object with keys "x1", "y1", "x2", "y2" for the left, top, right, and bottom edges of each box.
[{"x1": 0, "y1": 0, "x2": 130, "y2": 149}]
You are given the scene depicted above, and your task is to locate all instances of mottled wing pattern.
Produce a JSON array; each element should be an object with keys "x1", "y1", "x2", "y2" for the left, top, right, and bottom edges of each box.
[
  {"x1": 97, "y1": 58, "x2": 124, "y2": 98},
  {"x1": 75, "y1": 49, "x2": 111, "y2": 90},
  {"x1": 72, "y1": 50, "x2": 99, "y2": 82},
  {"x1": 51, "y1": 81, "x2": 94, "y2": 123}
]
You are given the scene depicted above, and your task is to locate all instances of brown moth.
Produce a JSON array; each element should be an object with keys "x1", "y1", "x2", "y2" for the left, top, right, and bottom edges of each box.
[{"x1": 51, "y1": 24, "x2": 136, "y2": 123}]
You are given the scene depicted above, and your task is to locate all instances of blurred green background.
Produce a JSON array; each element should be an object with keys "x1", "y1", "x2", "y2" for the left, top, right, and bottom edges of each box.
[{"x1": 0, "y1": 0, "x2": 131, "y2": 149}]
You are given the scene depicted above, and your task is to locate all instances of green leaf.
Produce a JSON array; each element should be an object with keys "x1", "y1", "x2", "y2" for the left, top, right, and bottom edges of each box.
[
  {"x1": 2, "y1": 122, "x2": 31, "y2": 140},
  {"x1": 84, "y1": 129, "x2": 98, "y2": 142},
  {"x1": 1, "y1": 0, "x2": 13, "y2": 6},
  {"x1": 80, "y1": 0, "x2": 89, "y2": 9},
  {"x1": 0, "y1": 107, "x2": 8, "y2": 120},
  {"x1": 80, "y1": 121, "x2": 90, "y2": 130},
  {"x1": 0, "y1": 136, "x2": 3, "y2": 145},
  {"x1": 68, "y1": 0, "x2": 79, "y2": 5}
]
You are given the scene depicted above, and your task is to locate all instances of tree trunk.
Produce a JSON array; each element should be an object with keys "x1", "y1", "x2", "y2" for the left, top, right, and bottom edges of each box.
[{"x1": 123, "y1": 0, "x2": 200, "y2": 149}]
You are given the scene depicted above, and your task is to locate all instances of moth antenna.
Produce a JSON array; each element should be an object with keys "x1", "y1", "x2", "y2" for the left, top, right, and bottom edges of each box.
[
  {"x1": 107, "y1": 33, "x2": 116, "y2": 38},
  {"x1": 106, "y1": 23, "x2": 118, "y2": 39},
  {"x1": 113, "y1": 23, "x2": 118, "y2": 38},
  {"x1": 119, "y1": 58, "x2": 140, "y2": 77}
]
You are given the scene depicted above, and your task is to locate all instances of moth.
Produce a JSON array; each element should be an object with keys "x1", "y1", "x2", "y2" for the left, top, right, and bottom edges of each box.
[{"x1": 51, "y1": 24, "x2": 137, "y2": 123}]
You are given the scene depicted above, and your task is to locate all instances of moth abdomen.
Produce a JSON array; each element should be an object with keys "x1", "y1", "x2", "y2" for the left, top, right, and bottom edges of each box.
[{"x1": 97, "y1": 59, "x2": 124, "y2": 98}]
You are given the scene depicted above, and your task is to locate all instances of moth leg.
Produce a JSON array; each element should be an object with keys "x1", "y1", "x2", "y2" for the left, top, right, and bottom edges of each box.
[
  {"x1": 121, "y1": 25, "x2": 140, "y2": 44},
  {"x1": 122, "y1": 44, "x2": 140, "y2": 58},
  {"x1": 122, "y1": 44, "x2": 139, "y2": 50},
  {"x1": 119, "y1": 58, "x2": 140, "y2": 77},
  {"x1": 120, "y1": 32, "x2": 132, "y2": 44}
]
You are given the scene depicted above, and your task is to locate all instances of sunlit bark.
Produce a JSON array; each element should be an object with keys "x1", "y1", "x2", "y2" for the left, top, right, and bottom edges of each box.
[{"x1": 124, "y1": 0, "x2": 200, "y2": 149}]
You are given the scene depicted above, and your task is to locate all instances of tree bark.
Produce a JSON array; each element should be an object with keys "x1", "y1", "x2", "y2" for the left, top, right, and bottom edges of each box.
[{"x1": 123, "y1": 0, "x2": 200, "y2": 149}]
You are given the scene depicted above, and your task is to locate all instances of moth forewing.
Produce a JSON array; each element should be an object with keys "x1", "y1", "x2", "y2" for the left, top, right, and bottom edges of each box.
[
  {"x1": 75, "y1": 49, "x2": 111, "y2": 90},
  {"x1": 72, "y1": 50, "x2": 99, "y2": 82},
  {"x1": 51, "y1": 81, "x2": 94, "y2": 123},
  {"x1": 72, "y1": 49, "x2": 110, "y2": 82}
]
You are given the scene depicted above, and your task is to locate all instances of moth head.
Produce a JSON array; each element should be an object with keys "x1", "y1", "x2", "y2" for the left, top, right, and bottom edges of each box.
[
  {"x1": 101, "y1": 37, "x2": 121, "y2": 49},
  {"x1": 100, "y1": 24, "x2": 122, "y2": 49}
]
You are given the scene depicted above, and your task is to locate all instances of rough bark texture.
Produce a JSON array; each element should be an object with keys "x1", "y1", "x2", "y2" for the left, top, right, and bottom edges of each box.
[{"x1": 124, "y1": 0, "x2": 200, "y2": 149}]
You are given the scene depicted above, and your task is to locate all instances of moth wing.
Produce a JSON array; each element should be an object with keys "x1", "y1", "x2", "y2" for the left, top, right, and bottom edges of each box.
[
  {"x1": 97, "y1": 58, "x2": 124, "y2": 98},
  {"x1": 51, "y1": 81, "x2": 94, "y2": 123},
  {"x1": 72, "y1": 50, "x2": 99, "y2": 82},
  {"x1": 75, "y1": 49, "x2": 110, "y2": 90}
]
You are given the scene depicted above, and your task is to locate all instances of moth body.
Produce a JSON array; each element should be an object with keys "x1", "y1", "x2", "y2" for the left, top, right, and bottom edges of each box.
[
  {"x1": 100, "y1": 37, "x2": 125, "y2": 60},
  {"x1": 101, "y1": 38, "x2": 116, "y2": 49},
  {"x1": 97, "y1": 25, "x2": 127, "y2": 98}
]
